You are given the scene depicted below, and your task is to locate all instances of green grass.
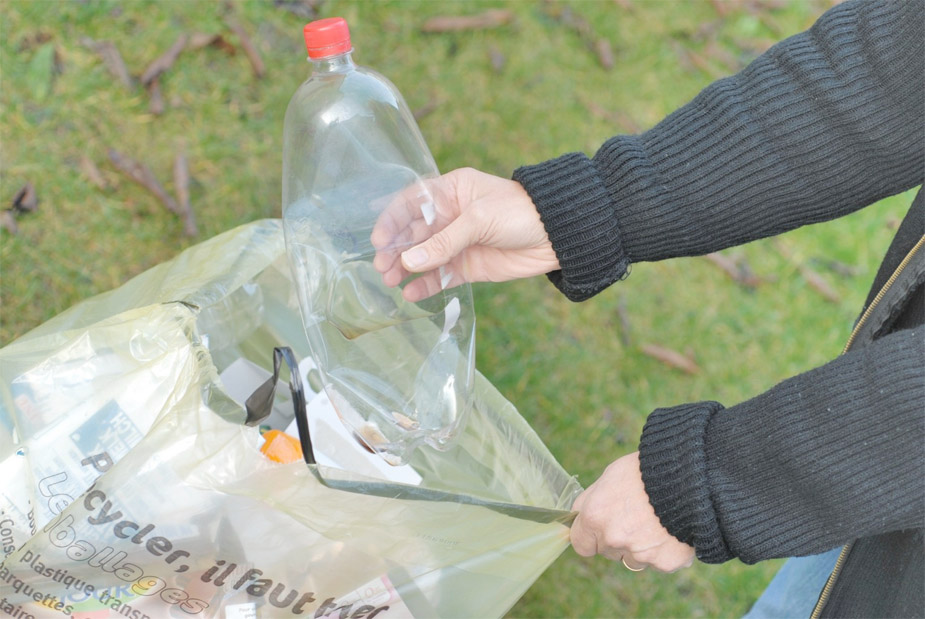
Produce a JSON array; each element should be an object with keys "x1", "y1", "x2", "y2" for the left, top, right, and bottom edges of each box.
[{"x1": 0, "y1": 1, "x2": 914, "y2": 617}]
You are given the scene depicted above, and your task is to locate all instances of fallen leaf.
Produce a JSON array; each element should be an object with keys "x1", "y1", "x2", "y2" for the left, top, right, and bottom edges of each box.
[
  {"x1": 421, "y1": 9, "x2": 514, "y2": 33},
  {"x1": 79, "y1": 156, "x2": 109, "y2": 190},
  {"x1": 703, "y1": 40, "x2": 741, "y2": 72},
  {"x1": 1, "y1": 211, "x2": 18, "y2": 235},
  {"x1": 140, "y1": 34, "x2": 188, "y2": 86},
  {"x1": 580, "y1": 97, "x2": 641, "y2": 133},
  {"x1": 704, "y1": 252, "x2": 762, "y2": 287},
  {"x1": 594, "y1": 38, "x2": 615, "y2": 71},
  {"x1": 18, "y1": 31, "x2": 53, "y2": 52},
  {"x1": 147, "y1": 77, "x2": 165, "y2": 115},
  {"x1": 188, "y1": 32, "x2": 237, "y2": 55},
  {"x1": 640, "y1": 343, "x2": 701, "y2": 375},
  {"x1": 545, "y1": 2, "x2": 613, "y2": 70},
  {"x1": 108, "y1": 148, "x2": 180, "y2": 215},
  {"x1": 412, "y1": 97, "x2": 443, "y2": 121},
  {"x1": 11, "y1": 182, "x2": 38, "y2": 214},
  {"x1": 82, "y1": 38, "x2": 133, "y2": 88},
  {"x1": 675, "y1": 44, "x2": 726, "y2": 79},
  {"x1": 225, "y1": 17, "x2": 265, "y2": 79},
  {"x1": 774, "y1": 239, "x2": 841, "y2": 303},
  {"x1": 799, "y1": 265, "x2": 840, "y2": 303},
  {"x1": 810, "y1": 257, "x2": 859, "y2": 278}
]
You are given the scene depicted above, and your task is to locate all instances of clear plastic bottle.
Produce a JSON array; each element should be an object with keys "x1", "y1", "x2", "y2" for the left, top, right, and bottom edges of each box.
[{"x1": 282, "y1": 18, "x2": 475, "y2": 466}]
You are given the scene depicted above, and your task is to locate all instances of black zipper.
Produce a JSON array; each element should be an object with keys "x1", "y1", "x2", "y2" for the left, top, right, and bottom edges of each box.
[{"x1": 809, "y1": 233, "x2": 925, "y2": 619}]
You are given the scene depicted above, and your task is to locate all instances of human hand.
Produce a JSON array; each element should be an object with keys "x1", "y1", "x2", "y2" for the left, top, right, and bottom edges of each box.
[
  {"x1": 371, "y1": 167, "x2": 560, "y2": 302},
  {"x1": 571, "y1": 452, "x2": 695, "y2": 573}
]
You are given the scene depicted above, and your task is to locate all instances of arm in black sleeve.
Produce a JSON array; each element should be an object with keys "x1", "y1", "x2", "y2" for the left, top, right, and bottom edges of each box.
[
  {"x1": 638, "y1": 327, "x2": 925, "y2": 564},
  {"x1": 514, "y1": 0, "x2": 924, "y2": 301}
]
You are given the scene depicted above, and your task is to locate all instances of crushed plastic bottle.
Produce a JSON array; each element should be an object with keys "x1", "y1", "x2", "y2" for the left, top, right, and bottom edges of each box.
[{"x1": 282, "y1": 17, "x2": 475, "y2": 465}]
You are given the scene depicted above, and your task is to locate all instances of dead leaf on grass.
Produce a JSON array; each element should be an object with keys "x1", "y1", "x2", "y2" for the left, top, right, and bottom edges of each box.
[
  {"x1": 11, "y1": 183, "x2": 38, "y2": 214},
  {"x1": 225, "y1": 17, "x2": 266, "y2": 79},
  {"x1": 579, "y1": 97, "x2": 641, "y2": 133},
  {"x1": 422, "y1": 9, "x2": 514, "y2": 33},
  {"x1": 82, "y1": 38, "x2": 133, "y2": 88},
  {"x1": 799, "y1": 265, "x2": 841, "y2": 303},
  {"x1": 3, "y1": 182, "x2": 38, "y2": 236},
  {"x1": 704, "y1": 252, "x2": 762, "y2": 288},
  {"x1": 543, "y1": 2, "x2": 615, "y2": 71},
  {"x1": 79, "y1": 156, "x2": 109, "y2": 190},
  {"x1": 1, "y1": 211, "x2": 18, "y2": 235},
  {"x1": 640, "y1": 343, "x2": 701, "y2": 375},
  {"x1": 140, "y1": 34, "x2": 188, "y2": 86},
  {"x1": 188, "y1": 32, "x2": 237, "y2": 55},
  {"x1": 147, "y1": 77, "x2": 165, "y2": 115},
  {"x1": 412, "y1": 96, "x2": 444, "y2": 121},
  {"x1": 108, "y1": 149, "x2": 180, "y2": 215}
]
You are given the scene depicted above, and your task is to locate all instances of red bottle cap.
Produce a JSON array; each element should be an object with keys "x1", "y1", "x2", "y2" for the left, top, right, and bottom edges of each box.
[{"x1": 303, "y1": 17, "x2": 352, "y2": 59}]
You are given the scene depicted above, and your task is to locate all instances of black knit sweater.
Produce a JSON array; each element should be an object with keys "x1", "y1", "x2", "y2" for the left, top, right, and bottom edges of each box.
[{"x1": 512, "y1": 0, "x2": 924, "y2": 615}]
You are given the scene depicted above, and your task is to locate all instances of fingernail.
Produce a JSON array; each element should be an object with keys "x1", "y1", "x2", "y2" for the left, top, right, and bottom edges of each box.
[{"x1": 402, "y1": 247, "x2": 428, "y2": 269}]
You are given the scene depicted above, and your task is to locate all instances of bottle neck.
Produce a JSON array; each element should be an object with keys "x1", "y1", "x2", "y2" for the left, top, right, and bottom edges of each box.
[{"x1": 310, "y1": 50, "x2": 356, "y2": 75}]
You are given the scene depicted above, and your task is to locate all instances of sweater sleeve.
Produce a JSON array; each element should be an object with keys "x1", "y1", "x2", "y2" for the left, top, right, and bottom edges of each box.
[
  {"x1": 514, "y1": 0, "x2": 924, "y2": 302},
  {"x1": 638, "y1": 327, "x2": 925, "y2": 564}
]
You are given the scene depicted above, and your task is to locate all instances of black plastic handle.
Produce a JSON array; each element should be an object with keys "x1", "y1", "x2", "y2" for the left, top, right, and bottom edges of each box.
[{"x1": 244, "y1": 346, "x2": 315, "y2": 464}]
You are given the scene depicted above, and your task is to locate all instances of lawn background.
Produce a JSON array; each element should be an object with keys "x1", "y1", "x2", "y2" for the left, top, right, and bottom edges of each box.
[{"x1": 0, "y1": 0, "x2": 915, "y2": 617}]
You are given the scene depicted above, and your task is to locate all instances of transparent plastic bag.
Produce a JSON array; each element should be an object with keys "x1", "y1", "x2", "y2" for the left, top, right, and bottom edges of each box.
[{"x1": 0, "y1": 219, "x2": 580, "y2": 618}]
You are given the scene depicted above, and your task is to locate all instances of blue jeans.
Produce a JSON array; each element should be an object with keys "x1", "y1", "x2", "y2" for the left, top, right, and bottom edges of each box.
[{"x1": 743, "y1": 547, "x2": 843, "y2": 618}]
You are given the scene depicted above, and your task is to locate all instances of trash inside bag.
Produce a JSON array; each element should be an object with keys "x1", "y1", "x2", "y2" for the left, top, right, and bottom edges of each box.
[{"x1": 0, "y1": 219, "x2": 580, "y2": 619}]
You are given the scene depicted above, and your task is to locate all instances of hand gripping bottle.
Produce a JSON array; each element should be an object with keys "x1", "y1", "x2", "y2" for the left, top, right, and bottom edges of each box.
[{"x1": 282, "y1": 18, "x2": 475, "y2": 466}]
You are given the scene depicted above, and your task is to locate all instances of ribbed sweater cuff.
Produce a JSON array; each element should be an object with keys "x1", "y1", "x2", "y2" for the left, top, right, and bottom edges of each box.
[
  {"x1": 513, "y1": 152, "x2": 629, "y2": 302},
  {"x1": 639, "y1": 400, "x2": 732, "y2": 563}
]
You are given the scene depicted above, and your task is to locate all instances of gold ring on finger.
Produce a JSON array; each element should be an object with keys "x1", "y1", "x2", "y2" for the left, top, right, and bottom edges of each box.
[{"x1": 621, "y1": 556, "x2": 645, "y2": 572}]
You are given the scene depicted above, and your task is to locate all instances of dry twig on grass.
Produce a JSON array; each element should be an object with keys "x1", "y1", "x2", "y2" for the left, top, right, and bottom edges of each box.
[
  {"x1": 704, "y1": 252, "x2": 762, "y2": 288},
  {"x1": 580, "y1": 97, "x2": 642, "y2": 133},
  {"x1": 147, "y1": 77, "x2": 165, "y2": 115},
  {"x1": 640, "y1": 343, "x2": 701, "y2": 375},
  {"x1": 798, "y1": 265, "x2": 841, "y2": 303},
  {"x1": 82, "y1": 38, "x2": 134, "y2": 88},
  {"x1": 412, "y1": 97, "x2": 443, "y2": 122},
  {"x1": 1, "y1": 211, "x2": 18, "y2": 235},
  {"x1": 173, "y1": 152, "x2": 198, "y2": 238},
  {"x1": 542, "y1": 2, "x2": 615, "y2": 71},
  {"x1": 108, "y1": 149, "x2": 180, "y2": 215},
  {"x1": 79, "y1": 156, "x2": 109, "y2": 190},
  {"x1": 774, "y1": 240, "x2": 842, "y2": 303},
  {"x1": 225, "y1": 18, "x2": 266, "y2": 79},
  {"x1": 11, "y1": 183, "x2": 38, "y2": 215},
  {"x1": 140, "y1": 34, "x2": 189, "y2": 86},
  {"x1": 188, "y1": 32, "x2": 236, "y2": 55},
  {"x1": 2, "y1": 182, "x2": 39, "y2": 235},
  {"x1": 421, "y1": 9, "x2": 514, "y2": 33}
]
